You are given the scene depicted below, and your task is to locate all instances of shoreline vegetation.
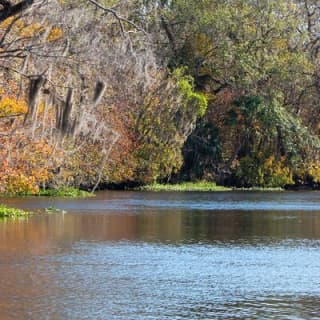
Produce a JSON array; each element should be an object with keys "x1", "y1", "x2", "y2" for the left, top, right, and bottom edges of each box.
[
  {"x1": 0, "y1": 182, "x2": 316, "y2": 218},
  {"x1": 2, "y1": 183, "x2": 319, "y2": 198},
  {"x1": 138, "y1": 182, "x2": 231, "y2": 192},
  {"x1": 136, "y1": 182, "x2": 286, "y2": 192},
  {"x1": 0, "y1": 187, "x2": 94, "y2": 198},
  {"x1": 38, "y1": 188, "x2": 94, "y2": 198}
]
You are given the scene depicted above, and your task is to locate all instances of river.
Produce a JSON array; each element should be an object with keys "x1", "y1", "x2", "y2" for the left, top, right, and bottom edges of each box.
[{"x1": 1, "y1": 191, "x2": 320, "y2": 319}]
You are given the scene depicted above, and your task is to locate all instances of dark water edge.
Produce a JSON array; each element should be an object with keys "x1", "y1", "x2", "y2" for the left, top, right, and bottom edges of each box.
[
  {"x1": 98, "y1": 180, "x2": 320, "y2": 191},
  {"x1": 1, "y1": 191, "x2": 320, "y2": 319}
]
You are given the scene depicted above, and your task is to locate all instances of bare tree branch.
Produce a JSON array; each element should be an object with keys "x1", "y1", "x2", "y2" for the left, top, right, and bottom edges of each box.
[
  {"x1": 0, "y1": 0, "x2": 34, "y2": 23},
  {"x1": 86, "y1": 0, "x2": 146, "y2": 35}
]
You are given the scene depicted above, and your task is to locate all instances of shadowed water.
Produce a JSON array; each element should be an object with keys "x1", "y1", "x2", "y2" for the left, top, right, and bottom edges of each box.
[{"x1": 1, "y1": 191, "x2": 320, "y2": 319}]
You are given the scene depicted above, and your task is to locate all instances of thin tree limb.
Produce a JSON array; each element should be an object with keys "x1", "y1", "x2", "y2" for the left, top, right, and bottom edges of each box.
[
  {"x1": 86, "y1": 0, "x2": 146, "y2": 35},
  {"x1": 0, "y1": 0, "x2": 34, "y2": 23}
]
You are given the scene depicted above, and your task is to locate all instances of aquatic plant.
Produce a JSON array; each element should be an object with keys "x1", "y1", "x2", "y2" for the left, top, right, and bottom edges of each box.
[
  {"x1": 45, "y1": 206, "x2": 67, "y2": 213},
  {"x1": 0, "y1": 205, "x2": 30, "y2": 218},
  {"x1": 39, "y1": 187, "x2": 94, "y2": 197}
]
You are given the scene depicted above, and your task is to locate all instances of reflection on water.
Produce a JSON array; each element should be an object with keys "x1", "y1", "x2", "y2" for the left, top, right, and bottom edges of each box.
[{"x1": 1, "y1": 191, "x2": 320, "y2": 319}]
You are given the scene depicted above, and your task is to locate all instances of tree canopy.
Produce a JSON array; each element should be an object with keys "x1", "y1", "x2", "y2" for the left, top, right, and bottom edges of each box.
[{"x1": 0, "y1": 0, "x2": 320, "y2": 193}]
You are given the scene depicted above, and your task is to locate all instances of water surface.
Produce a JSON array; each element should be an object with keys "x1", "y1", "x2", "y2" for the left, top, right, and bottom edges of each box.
[{"x1": 1, "y1": 191, "x2": 320, "y2": 319}]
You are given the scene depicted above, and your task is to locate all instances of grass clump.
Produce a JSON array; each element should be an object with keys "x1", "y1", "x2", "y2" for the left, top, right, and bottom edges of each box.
[
  {"x1": 0, "y1": 204, "x2": 30, "y2": 218},
  {"x1": 139, "y1": 181, "x2": 231, "y2": 192},
  {"x1": 38, "y1": 187, "x2": 94, "y2": 197},
  {"x1": 235, "y1": 186, "x2": 284, "y2": 191},
  {"x1": 1, "y1": 187, "x2": 94, "y2": 197}
]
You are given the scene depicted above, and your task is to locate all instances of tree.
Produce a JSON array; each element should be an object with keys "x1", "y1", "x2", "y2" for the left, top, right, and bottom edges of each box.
[
  {"x1": 0, "y1": 0, "x2": 152, "y2": 191},
  {"x1": 150, "y1": 0, "x2": 320, "y2": 186},
  {"x1": 134, "y1": 68, "x2": 207, "y2": 183}
]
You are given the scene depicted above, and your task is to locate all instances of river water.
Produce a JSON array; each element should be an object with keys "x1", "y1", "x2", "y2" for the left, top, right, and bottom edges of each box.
[{"x1": 1, "y1": 191, "x2": 320, "y2": 319}]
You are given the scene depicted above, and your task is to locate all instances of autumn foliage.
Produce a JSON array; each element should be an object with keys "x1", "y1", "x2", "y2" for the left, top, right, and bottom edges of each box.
[{"x1": 0, "y1": 0, "x2": 320, "y2": 193}]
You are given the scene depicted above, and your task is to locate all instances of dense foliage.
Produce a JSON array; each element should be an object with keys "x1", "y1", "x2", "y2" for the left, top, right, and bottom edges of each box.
[{"x1": 0, "y1": 0, "x2": 319, "y2": 191}]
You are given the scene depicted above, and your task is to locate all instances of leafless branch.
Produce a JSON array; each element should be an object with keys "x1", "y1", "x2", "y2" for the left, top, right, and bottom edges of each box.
[
  {"x1": 0, "y1": 0, "x2": 34, "y2": 23},
  {"x1": 86, "y1": 0, "x2": 146, "y2": 35}
]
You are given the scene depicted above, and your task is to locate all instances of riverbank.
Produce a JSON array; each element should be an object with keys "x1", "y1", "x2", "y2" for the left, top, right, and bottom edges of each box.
[
  {"x1": 137, "y1": 182, "x2": 288, "y2": 192},
  {"x1": 0, "y1": 187, "x2": 94, "y2": 198},
  {"x1": 38, "y1": 187, "x2": 94, "y2": 197},
  {"x1": 135, "y1": 182, "x2": 320, "y2": 192},
  {"x1": 2, "y1": 182, "x2": 319, "y2": 198},
  {"x1": 138, "y1": 182, "x2": 231, "y2": 192}
]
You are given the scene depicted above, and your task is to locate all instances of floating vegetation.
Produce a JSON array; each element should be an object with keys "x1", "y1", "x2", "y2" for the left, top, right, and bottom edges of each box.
[
  {"x1": 0, "y1": 205, "x2": 30, "y2": 218},
  {"x1": 45, "y1": 206, "x2": 67, "y2": 213}
]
